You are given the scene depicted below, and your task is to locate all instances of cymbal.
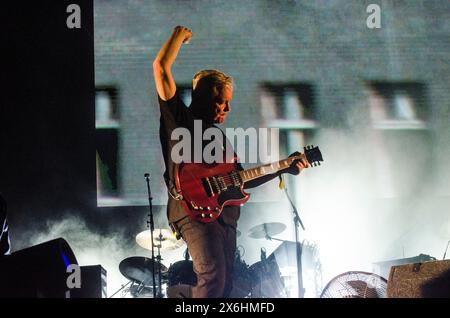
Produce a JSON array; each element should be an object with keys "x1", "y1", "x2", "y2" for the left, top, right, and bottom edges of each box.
[
  {"x1": 248, "y1": 222, "x2": 286, "y2": 239},
  {"x1": 119, "y1": 256, "x2": 168, "y2": 286},
  {"x1": 136, "y1": 229, "x2": 185, "y2": 251}
]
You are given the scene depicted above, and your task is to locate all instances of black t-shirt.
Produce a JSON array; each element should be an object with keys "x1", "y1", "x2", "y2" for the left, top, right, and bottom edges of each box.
[{"x1": 158, "y1": 91, "x2": 240, "y2": 227}]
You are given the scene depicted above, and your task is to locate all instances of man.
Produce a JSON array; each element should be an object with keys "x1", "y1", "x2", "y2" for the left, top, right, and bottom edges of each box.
[{"x1": 153, "y1": 26, "x2": 309, "y2": 298}]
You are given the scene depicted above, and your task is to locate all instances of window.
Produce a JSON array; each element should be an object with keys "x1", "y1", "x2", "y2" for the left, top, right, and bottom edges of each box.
[
  {"x1": 368, "y1": 82, "x2": 428, "y2": 129},
  {"x1": 367, "y1": 82, "x2": 431, "y2": 198},
  {"x1": 95, "y1": 87, "x2": 120, "y2": 204},
  {"x1": 259, "y1": 83, "x2": 318, "y2": 156},
  {"x1": 259, "y1": 83, "x2": 319, "y2": 202}
]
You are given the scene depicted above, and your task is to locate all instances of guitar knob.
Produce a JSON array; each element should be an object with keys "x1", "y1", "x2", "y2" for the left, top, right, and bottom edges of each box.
[
  {"x1": 201, "y1": 213, "x2": 206, "y2": 218},
  {"x1": 206, "y1": 206, "x2": 211, "y2": 211},
  {"x1": 199, "y1": 206, "x2": 203, "y2": 211},
  {"x1": 209, "y1": 214, "x2": 213, "y2": 218}
]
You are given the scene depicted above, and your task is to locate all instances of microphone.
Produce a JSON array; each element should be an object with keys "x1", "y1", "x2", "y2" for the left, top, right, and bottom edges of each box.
[
  {"x1": 144, "y1": 173, "x2": 150, "y2": 179},
  {"x1": 443, "y1": 240, "x2": 450, "y2": 260}
]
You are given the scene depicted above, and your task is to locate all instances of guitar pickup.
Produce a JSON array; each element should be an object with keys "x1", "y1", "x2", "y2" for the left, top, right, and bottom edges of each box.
[
  {"x1": 217, "y1": 176, "x2": 227, "y2": 191},
  {"x1": 202, "y1": 177, "x2": 214, "y2": 197}
]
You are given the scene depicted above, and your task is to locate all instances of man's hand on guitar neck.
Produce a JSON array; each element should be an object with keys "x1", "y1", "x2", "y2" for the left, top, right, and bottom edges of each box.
[{"x1": 285, "y1": 151, "x2": 311, "y2": 175}]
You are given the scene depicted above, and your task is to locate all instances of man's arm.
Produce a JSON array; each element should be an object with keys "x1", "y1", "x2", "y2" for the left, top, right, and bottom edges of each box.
[
  {"x1": 153, "y1": 26, "x2": 193, "y2": 101},
  {"x1": 244, "y1": 152, "x2": 310, "y2": 189}
]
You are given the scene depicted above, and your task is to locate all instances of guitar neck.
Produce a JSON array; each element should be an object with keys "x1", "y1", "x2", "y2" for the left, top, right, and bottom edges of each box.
[{"x1": 238, "y1": 156, "x2": 299, "y2": 183}]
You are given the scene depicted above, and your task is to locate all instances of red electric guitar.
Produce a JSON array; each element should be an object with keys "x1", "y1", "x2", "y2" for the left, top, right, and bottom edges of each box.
[{"x1": 174, "y1": 145, "x2": 323, "y2": 223}]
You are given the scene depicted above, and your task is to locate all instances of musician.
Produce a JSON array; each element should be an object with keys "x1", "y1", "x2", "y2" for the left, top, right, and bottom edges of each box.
[{"x1": 153, "y1": 26, "x2": 309, "y2": 298}]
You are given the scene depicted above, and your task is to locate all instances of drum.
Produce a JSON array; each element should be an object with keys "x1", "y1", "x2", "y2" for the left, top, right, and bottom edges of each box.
[
  {"x1": 166, "y1": 260, "x2": 197, "y2": 298},
  {"x1": 166, "y1": 257, "x2": 254, "y2": 298},
  {"x1": 249, "y1": 258, "x2": 287, "y2": 298},
  {"x1": 229, "y1": 255, "x2": 253, "y2": 298},
  {"x1": 168, "y1": 260, "x2": 197, "y2": 286}
]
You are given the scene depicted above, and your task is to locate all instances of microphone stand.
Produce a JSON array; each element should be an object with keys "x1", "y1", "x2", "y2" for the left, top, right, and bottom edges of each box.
[
  {"x1": 281, "y1": 177, "x2": 305, "y2": 298},
  {"x1": 144, "y1": 173, "x2": 157, "y2": 298}
]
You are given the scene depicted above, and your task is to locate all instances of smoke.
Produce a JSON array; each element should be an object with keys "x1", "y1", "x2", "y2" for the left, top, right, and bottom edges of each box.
[
  {"x1": 293, "y1": 126, "x2": 450, "y2": 288},
  {"x1": 19, "y1": 213, "x2": 145, "y2": 297}
]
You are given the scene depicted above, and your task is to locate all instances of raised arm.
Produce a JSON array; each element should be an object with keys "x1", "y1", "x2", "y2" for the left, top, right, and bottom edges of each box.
[{"x1": 153, "y1": 26, "x2": 193, "y2": 101}]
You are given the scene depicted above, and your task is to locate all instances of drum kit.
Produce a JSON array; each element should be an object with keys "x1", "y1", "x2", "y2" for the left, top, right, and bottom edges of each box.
[{"x1": 116, "y1": 222, "x2": 289, "y2": 298}]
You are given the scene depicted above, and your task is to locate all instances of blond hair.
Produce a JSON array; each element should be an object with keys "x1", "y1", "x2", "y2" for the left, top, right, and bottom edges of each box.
[{"x1": 192, "y1": 69, "x2": 233, "y2": 101}]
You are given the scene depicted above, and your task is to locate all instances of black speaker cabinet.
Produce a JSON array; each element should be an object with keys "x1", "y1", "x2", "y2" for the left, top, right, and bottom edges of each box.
[
  {"x1": 70, "y1": 265, "x2": 107, "y2": 298},
  {"x1": 0, "y1": 238, "x2": 78, "y2": 298}
]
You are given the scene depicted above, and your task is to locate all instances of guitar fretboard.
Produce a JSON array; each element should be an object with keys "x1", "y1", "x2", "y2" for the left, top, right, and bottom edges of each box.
[{"x1": 238, "y1": 156, "x2": 300, "y2": 183}]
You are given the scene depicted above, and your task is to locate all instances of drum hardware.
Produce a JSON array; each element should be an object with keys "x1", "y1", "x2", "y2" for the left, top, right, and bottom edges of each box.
[
  {"x1": 115, "y1": 256, "x2": 169, "y2": 298},
  {"x1": 142, "y1": 173, "x2": 171, "y2": 298},
  {"x1": 248, "y1": 253, "x2": 287, "y2": 298}
]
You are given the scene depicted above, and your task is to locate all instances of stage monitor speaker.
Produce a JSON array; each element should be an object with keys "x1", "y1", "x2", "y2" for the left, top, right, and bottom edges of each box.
[
  {"x1": 387, "y1": 260, "x2": 450, "y2": 298},
  {"x1": 0, "y1": 238, "x2": 78, "y2": 297},
  {"x1": 70, "y1": 265, "x2": 107, "y2": 298}
]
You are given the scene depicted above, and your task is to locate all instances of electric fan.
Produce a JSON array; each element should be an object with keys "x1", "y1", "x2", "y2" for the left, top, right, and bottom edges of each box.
[{"x1": 320, "y1": 271, "x2": 387, "y2": 298}]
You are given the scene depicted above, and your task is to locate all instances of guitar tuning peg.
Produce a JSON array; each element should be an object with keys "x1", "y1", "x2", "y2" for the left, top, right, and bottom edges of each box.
[{"x1": 318, "y1": 162, "x2": 321, "y2": 166}]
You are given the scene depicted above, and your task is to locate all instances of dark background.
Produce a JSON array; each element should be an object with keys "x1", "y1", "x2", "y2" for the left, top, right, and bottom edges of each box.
[{"x1": 1, "y1": 1, "x2": 97, "y2": 241}]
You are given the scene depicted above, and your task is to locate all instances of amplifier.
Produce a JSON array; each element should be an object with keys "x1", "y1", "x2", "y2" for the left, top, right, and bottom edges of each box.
[
  {"x1": 70, "y1": 265, "x2": 107, "y2": 298},
  {"x1": 387, "y1": 260, "x2": 450, "y2": 298}
]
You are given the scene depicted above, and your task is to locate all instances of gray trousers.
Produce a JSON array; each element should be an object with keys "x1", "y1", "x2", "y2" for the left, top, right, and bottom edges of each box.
[{"x1": 177, "y1": 217, "x2": 237, "y2": 298}]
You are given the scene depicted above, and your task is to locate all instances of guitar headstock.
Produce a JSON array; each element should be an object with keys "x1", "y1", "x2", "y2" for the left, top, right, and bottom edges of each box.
[{"x1": 304, "y1": 145, "x2": 323, "y2": 167}]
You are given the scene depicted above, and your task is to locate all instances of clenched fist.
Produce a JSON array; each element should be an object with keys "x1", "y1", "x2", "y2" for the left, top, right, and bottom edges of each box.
[{"x1": 173, "y1": 25, "x2": 192, "y2": 44}]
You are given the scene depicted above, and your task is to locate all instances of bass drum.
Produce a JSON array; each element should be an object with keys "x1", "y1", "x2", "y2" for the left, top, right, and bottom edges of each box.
[{"x1": 166, "y1": 260, "x2": 196, "y2": 298}]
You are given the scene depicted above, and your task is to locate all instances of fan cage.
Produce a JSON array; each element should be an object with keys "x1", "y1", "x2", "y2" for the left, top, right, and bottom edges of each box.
[{"x1": 320, "y1": 271, "x2": 388, "y2": 298}]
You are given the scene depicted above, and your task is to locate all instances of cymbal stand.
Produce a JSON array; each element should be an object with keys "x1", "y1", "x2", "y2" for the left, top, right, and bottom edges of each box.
[
  {"x1": 144, "y1": 173, "x2": 156, "y2": 298},
  {"x1": 156, "y1": 230, "x2": 164, "y2": 298},
  {"x1": 108, "y1": 280, "x2": 132, "y2": 298},
  {"x1": 263, "y1": 223, "x2": 286, "y2": 242}
]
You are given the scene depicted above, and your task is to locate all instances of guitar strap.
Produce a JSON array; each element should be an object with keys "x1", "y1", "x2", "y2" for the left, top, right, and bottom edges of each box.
[{"x1": 167, "y1": 176, "x2": 182, "y2": 201}]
